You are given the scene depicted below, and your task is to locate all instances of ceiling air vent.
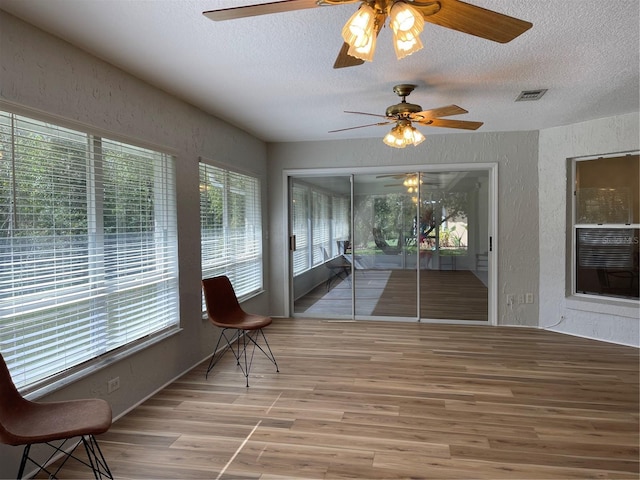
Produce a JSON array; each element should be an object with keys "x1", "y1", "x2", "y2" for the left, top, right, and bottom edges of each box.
[{"x1": 515, "y1": 89, "x2": 548, "y2": 101}]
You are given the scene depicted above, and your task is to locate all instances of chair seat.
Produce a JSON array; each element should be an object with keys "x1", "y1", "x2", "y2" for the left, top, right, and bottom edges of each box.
[
  {"x1": 3, "y1": 398, "x2": 112, "y2": 446},
  {"x1": 210, "y1": 311, "x2": 272, "y2": 331}
]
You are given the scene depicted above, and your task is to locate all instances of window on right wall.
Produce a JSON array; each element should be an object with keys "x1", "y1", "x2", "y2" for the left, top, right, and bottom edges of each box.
[{"x1": 571, "y1": 152, "x2": 639, "y2": 300}]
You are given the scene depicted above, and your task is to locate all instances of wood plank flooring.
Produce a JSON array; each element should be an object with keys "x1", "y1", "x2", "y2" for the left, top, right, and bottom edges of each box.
[
  {"x1": 52, "y1": 320, "x2": 638, "y2": 479},
  {"x1": 295, "y1": 269, "x2": 488, "y2": 321}
]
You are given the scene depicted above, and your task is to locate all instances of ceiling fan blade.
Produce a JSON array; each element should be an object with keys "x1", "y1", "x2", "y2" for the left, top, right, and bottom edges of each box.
[
  {"x1": 203, "y1": 0, "x2": 320, "y2": 21},
  {"x1": 410, "y1": 104, "x2": 468, "y2": 120},
  {"x1": 422, "y1": 0, "x2": 532, "y2": 43},
  {"x1": 417, "y1": 118, "x2": 484, "y2": 130},
  {"x1": 329, "y1": 121, "x2": 393, "y2": 133},
  {"x1": 334, "y1": 43, "x2": 365, "y2": 69},
  {"x1": 344, "y1": 110, "x2": 389, "y2": 119}
]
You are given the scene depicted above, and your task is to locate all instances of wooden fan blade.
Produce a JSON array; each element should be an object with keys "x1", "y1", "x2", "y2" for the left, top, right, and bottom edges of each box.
[
  {"x1": 203, "y1": 0, "x2": 320, "y2": 21},
  {"x1": 422, "y1": 0, "x2": 532, "y2": 43},
  {"x1": 334, "y1": 43, "x2": 365, "y2": 69},
  {"x1": 410, "y1": 104, "x2": 468, "y2": 121},
  {"x1": 344, "y1": 110, "x2": 389, "y2": 119},
  {"x1": 417, "y1": 118, "x2": 484, "y2": 130},
  {"x1": 329, "y1": 121, "x2": 393, "y2": 133}
]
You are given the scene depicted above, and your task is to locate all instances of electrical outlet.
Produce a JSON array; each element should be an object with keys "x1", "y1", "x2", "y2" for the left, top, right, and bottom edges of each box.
[
  {"x1": 517, "y1": 294, "x2": 525, "y2": 304},
  {"x1": 526, "y1": 293, "x2": 534, "y2": 304},
  {"x1": 506, "y1": 294, "x2": 515, "y2": 305},
  {"x1": 107, "y1": 377, "x2": 120, "y2": 394}
]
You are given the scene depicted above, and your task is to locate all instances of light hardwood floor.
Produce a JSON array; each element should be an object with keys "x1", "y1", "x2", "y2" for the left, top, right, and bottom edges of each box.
[
  {"x1": 295, "y1": 269, "x2": 488, "y2": 320},
  {"x1": 53, "y1": 319, "x2": 638, "y2": 479}
]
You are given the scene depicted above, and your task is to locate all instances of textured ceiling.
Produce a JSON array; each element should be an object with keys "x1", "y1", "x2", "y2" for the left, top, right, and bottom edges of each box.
[{"x1": 0, "y1": 0, "x2": 638, "y2": 143}]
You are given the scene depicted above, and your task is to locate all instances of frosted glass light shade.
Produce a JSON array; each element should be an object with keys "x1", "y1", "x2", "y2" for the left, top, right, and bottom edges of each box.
[
  {"x1": 390, "y1": 1, "x2": 425, "y2": 59},
  {"x1": 342, "y1": 4, "x2": 376, "y2": 49},
  {"x1": 383, "y1": 123, "x2": 425, "y2": 148}
]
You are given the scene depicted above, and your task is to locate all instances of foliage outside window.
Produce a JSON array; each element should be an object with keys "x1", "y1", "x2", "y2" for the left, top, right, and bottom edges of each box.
[
  {"x1": 354, "y1": 187, "x2": 469, "y2": 255},
  {"x1": 572, "y1": 153, "x2": 639, "y2": 300},
  {"x1": 292, "y1": 180, "x2": 350, "y2": 276},
  {"x1": 0, "y1": 111, "x2": 179, "y2": 392},
  {"x1": 199, "y1": 162, "x2": 262, "y2": 301}
]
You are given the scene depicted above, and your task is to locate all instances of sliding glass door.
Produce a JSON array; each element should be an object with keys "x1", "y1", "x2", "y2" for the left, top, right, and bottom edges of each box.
[
  {"x1": 291, "y1": 176, "x2": 353, "y2": 318},
  {"x1": 352, "y1": 173, "x2": 418, "y2": 318},
  {"x1": 290, "y1": 167, "x2": 492, "y2": 323}
]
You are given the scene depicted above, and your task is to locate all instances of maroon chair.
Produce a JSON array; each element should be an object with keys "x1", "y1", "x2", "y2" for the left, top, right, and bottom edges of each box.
[
  {"x1": 202, "y1": 275, "x2": 279, "y2": 387},
  {"x1": 0, "y1": 353, "x2": 113, "y2": 479}
]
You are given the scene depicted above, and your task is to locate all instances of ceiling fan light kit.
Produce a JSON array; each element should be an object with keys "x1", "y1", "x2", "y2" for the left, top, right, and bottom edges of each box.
[
  {"x1": 342, "y1": 1, "x2": 426, "y2": 61},
  {"x1": 383, "y1": 120, "x2": 426, "y2": 148}
]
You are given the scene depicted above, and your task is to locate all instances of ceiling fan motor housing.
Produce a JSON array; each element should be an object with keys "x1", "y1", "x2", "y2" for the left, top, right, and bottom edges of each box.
[
  {"x1": 387, "y1": 83, "x2": 422, "y2": 117},
  {"x1": 386, "y1": 102, "x2": 422, "y2": 118}
]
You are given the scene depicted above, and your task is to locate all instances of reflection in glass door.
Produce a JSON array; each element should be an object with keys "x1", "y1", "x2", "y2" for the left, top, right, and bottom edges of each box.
[
  {"x1": 291, "y1": 176, "x2": 353, "y2": 318},
  {"x1": 291, "y1": 168, "x2": 491, "y2": 323},
  {"x1": 418, "y1": 171, "x2": 489, "y2": 321},
  {"x1": 352, "y1": 173, "x2": 418, "y2": 318}
]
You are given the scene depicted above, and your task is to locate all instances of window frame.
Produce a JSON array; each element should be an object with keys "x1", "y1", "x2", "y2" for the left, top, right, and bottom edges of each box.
[
  {"x1": 199, "y1": 159, "x2": 264, "y2": 305},
  {"x1": 569, "y1": 151, "x2": 639, "y2": 302},
  {"x1": 0, "y1": 106, "x2": 180, "y2": 396}
]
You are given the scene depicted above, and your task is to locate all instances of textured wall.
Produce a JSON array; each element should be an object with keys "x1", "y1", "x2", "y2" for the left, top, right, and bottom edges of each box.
[
  {"x1": 0, "y1": 11, "x2": 268, "y2": 477},
  {"x1": 538, "y1": 113, "x2": 639, "y2": 346},
  {"x1": 267, "y1": 130, "x2": 541, "y2": 326}
]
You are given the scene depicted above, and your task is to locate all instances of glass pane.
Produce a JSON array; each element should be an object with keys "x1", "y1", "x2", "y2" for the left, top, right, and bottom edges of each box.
[
  {"x1": 576, "y1": 228, "x2": 639, "y2": 299},
  {"x1": 353, "y1": 174, "x2": 417, "y2": 318},
  {"x1": 576, "y1": 155, "x2": 639, "y2": 224},
  {"x1": 293, "y1": 176, "x2": 352, "y2": 317},
  {"x1": 419, "y1": 171, "x2": 489, "y2": 321}
]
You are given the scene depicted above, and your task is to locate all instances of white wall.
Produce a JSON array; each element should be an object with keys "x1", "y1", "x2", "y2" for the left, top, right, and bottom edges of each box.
[
  {"x1": 267, "y1": 131, "x2": 541, "y2": 326},
  {"x1": 0, "y1": 11, "x2": 268, "y2": 476},
  {"x1": 538, "y1": 113, "x2": 640, "y2": 347}
]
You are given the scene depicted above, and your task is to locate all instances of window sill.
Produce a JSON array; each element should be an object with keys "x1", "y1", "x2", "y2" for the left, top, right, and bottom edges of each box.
[
  {"x1": 24, "y1": 326, "x2": 182, "y2": 401},
  {"x1": 566, "y1": 294, "x2": 639, "y2": 319}
]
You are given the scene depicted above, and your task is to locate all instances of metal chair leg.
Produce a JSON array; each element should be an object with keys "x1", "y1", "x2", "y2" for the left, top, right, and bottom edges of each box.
[{"x1": 206, "y1": 328, "x2": 279, "y2": 387}]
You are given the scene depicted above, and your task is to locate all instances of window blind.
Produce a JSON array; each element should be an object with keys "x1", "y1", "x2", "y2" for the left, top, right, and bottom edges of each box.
[
  {"x1": 292, "y1": 183, "x2": 310, "y2": 275},
  {"x1": 200, "y1": 162, "x2": 263, "y2": 301},
  {"x1": 0, "y1": 111, "x2": 179, "y2": 392},
  {"x1": 291, "y1": 181, "x2": 350, "y2": 276},
  {"x1": 312, "y1": 191, "x2": 330, "y2": 265}
]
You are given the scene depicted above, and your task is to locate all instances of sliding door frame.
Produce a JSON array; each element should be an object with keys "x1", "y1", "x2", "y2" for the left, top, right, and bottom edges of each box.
[{"x1": 284, "y1": 163, "x2": 498, "y2": 325}]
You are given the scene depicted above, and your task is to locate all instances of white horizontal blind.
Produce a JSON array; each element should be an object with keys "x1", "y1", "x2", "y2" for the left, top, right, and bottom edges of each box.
[
  {"x1": 332, "y1": 196, "x2": 350, "y2": 256},
  {"x1": 292, "y1": 181, "x2": 351, "y2": 276},
  {"x1": 200, "y1": 162, "x2": 262, "y2": 301},
  {"x1": 0, "y1": 111, "x2": 179, "y2": 391},
  {"x1": 312, "y1": 191, "x2": 330, "y2": 265},
  {"x1": 292, "y1": 183, "x2": 310, "y2": 275}
]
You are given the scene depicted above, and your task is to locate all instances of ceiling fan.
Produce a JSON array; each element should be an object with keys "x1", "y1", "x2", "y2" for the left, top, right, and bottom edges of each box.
[
  {"x1": 329, "y1": 84, "x2": 483, "y2": 148},
  {"x1": 203, "y1": 0, "x2": 532, "y2": 68}
]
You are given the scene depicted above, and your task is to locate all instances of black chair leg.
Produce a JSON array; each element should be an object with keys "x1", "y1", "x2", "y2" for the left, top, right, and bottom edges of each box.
[
  {"x1": 16, "y1": 436, "x2": 112, "y2": 480},
  {"x1": 17, "y1": 444, "x2": 30, "y2": 479},
  {"x1": 206, "y1": 328, "x2": 279, "y2": 387},
  {"x1": 82, "y1": 434, "x2": 113, "y2": 479}
]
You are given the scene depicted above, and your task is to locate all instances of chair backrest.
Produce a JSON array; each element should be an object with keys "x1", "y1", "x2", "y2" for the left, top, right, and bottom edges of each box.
[
  {"x1": 202, "y1": 276, "x2": 242, "y2": 322},
  {"x1": 0, "y1": 353, "x2": 28, "y2": 445}
]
